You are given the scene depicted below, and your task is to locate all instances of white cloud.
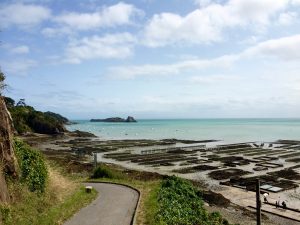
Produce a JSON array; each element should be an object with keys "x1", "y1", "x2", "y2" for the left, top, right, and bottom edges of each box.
[
  {"x1": 110, "y1": 34, "x2": 300, "y2": 79},
  {"x1": 64, "y1": 33, "x2": 136, "y2": 64},
  {"x1": 239, "y1": 36, "x2": 260, "y2": 45},
  {"x1": 0, "y1": 3, "x2": 51, "y2": 28},
  {"x1": 41, "y1": 27, "x2": 73, "y2": 37},
  {"x1": 2, "y1": 59, "x2": 37, "y2": 74},
  {"x1": 109, "y1": 54, "x2": 238, "y2": 79},
  {"x1": 10, "y1": 45, "x2": 30, "y2": 54},
  {"x1": 54, "y1": 2, "x2": 143, "y2": 30},
  {"x1": 278, "y1": 12, "x2": 297, "y2": 25},
  {"x1": 291, "y1": 0, "x2": 300, "y2": 5},
  {"x1": 142, "y1": 7, "x2": 230, "y2": 47},
  {"x1": 229, "y1": 0, "x2": 289, "y2": 24},
  {"x1": 194, "y1": 0, "x2": 213, "y2": 7},
  {"x1": 244, "y1": 34, "x2": 300, "y2": 60},
  {"x1": 190, "y1": 74, "x2": 240, "y2": 84},
  {"x1": 143, "y1": 0, "x2": 289, "y2": 47}
]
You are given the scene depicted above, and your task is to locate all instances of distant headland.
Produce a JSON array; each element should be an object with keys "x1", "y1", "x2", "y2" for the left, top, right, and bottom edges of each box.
[{"x1": 90, "y1": 116, "x2": 137, "y2": 123}]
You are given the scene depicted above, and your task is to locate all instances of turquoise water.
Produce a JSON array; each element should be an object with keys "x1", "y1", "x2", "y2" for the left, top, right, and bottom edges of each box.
[{"x1": 66, "y1": 119, "x2": 300, "y2": 142}]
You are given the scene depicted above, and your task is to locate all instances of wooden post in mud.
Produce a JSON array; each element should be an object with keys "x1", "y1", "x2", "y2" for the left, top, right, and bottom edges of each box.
[
  {"x1": 93, "y1": 153, "x2": 98, "y2": 168},
  {"x1": 256, "y1": 179, "x2": 261, "y2": 225}
]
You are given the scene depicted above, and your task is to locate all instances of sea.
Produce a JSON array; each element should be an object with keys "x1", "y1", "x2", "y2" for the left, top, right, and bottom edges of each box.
[{"x1": 66, "y1": 118, "x2": 300, "y2": 143}]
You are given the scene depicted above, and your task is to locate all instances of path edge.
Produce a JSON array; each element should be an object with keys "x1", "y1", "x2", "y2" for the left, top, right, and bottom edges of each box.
[{"x1": 86, "y1": 181, "x2": 141, "y2": 225}]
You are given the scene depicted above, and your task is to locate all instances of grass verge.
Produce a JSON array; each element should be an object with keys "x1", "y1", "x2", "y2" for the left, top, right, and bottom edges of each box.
[
  {"x1": 89, "y1": 164, "x2": 236, "y2": 225},
  {"x1": 37, "y1": 186, "x2": 97, "y2": 225},
  {"x1": 0, "y1": 163, "x2": 97, "y2": 225}
]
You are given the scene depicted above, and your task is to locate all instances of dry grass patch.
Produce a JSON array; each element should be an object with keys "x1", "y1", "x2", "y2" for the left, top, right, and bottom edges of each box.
[
  {"x1": 47, "y1": 165, "x2": 77, "y2": 202},
  {"x1": 1, "y1": 162, "x2": 97, "y2": 225}
]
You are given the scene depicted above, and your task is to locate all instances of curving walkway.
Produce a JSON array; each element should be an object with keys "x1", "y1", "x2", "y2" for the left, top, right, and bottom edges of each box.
[{"x1": 64, "y1": 182, "x2": 139, "y2": 225}]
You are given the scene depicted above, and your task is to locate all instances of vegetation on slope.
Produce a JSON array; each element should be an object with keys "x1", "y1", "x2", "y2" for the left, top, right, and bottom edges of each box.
[
  {"x1": 44, "y1": 111, "x2": 69, "y2": 124},
  {"x1": 4, "y1": 97, "x2": 67, "y2": 134},
  {"x1": 156, "y1": 176, "x2": 231, "y2": 225},
  {"x1": 0, "y1": 140, "x2": 97, "y2": 225},
  {"x1": 14, "y1": 139, "x2": 48, "y2": 192},
  {"x1": 92, "y1": 164, "x2": 123, "y2": 179}
]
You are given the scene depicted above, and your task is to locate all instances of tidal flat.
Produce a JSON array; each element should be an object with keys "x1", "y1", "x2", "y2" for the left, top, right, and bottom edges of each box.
[{"x1": 23, "y1": 134, "x2": 300, "y2": 224}]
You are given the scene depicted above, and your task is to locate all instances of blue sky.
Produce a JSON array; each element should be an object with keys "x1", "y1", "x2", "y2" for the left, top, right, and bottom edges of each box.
[{"x1": 1, "y1": 0, "x2": 300, "y2": 119}]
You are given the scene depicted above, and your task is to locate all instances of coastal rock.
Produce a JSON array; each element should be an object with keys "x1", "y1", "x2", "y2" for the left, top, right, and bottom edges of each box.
[
  {"x1": 126, "y1": 116, "x2": 137, "y2": 122},
  {"x1": 90, "y1": 116, "x2": 137, "y2": 123},
  {"x1": 0, "y1": 97, "x2": 19, "y2": 203},
  {"x1": 69, "y1": 130, "x2": 97, "y2": 138}
]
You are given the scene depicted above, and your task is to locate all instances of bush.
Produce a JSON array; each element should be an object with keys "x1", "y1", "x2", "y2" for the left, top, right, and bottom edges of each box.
[
  {"x1": 14, "y1": 139, "x2": 48, "y2": 192},
  {"x1": 156, "y1": 176, "x2": 231, "y2": 225},
  {"x1": 91, "y1": 164, "x2": 121, "y2": 179},
  {"x1": 0, "y1": 205, "x2": 12, "y2": 223}
]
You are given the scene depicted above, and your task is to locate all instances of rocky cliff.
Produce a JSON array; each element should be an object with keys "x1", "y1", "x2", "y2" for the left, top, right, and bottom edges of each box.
[{"x1": 0, "y1": 97, "x2": 19, "y2": 203}]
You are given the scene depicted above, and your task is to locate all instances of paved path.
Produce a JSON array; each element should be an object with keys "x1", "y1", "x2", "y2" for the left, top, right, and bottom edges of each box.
[{"x1": 64, "y1": 183, "x2": 139, "y2": 225}]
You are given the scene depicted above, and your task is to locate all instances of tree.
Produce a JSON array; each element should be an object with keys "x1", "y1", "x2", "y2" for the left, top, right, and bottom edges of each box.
[
  {"x1": 4, "y1": 96, "x2": 15, "y2": 108},
  {"x1": 0, "y1": 69, "x2": 6, "y2": 95},
  {"x1": 16, "y1": 98, "x2": 26, "y2": 107}
]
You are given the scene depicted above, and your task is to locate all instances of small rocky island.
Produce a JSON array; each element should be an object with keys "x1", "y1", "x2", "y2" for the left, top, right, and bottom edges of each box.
[{"x1": 90, "y1": 116, "x2": 137, "y2": 123}]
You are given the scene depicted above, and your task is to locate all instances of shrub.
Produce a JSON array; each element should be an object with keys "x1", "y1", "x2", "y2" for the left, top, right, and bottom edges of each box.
[
  {"x1": 91, "y1": 164, "x2": 121, "y2": 179},
  {"x1": 156, "y1": 176, "x2": 231, "y2": 225},
  {"x1": 14, "y1": 139, "x2": 48, "y2": 192},
  {"x1": 0, "y1": 205, "x2": 12, "y2": 223}
]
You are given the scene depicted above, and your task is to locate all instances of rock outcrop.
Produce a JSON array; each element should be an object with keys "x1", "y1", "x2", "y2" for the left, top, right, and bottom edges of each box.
[
  {"x1": 125, "y1": 116, "x2": 136, "y2": 122},
  {"x1": 68, "y1": 130, "x2": 97, "y2": 137},
  {"x1": 90, "y1": 116, "x2": 137, "y2": 123},
  {"x1": 0, "y1": 97, "x2": 19, "y2": 203}
]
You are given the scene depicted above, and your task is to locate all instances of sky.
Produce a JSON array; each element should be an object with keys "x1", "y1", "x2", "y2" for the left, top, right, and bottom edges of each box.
[{"x1": 1, "y1": 0, "x2": 300, "y2": 119}]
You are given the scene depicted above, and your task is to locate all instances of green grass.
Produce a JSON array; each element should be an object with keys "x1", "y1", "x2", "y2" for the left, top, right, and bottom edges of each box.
[
  {"x1": 155, "y1": 176, "x2": 232, "y2": 225},
  {"x1": 88, "y1": 165, "x2": 234, "y2": 225},
  {"x1": 37, "y1": 187, "x2": 97, "y2": 225},
  {"x1": 0, "y1": 184, "x2": 97, "y2": 225},
  {"x1": 1, "y1": 140, "x2": 98, "y2": 225},
  {"x1": 144, "y1": 182, "x2": 161, "y2": 225},
  {"x1": 92, "y1": 164, "x2": 123, "y2": 179}
]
